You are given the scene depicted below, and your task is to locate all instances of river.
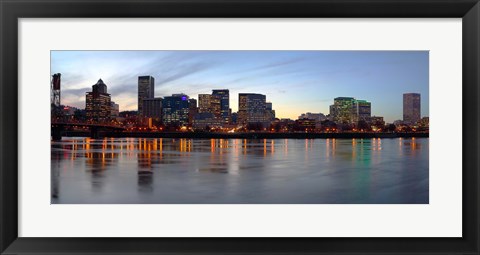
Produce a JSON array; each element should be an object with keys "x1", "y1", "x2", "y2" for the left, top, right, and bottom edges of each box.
[{"x1": 51, "y1": 137, "x2": 428, "y2": 204}]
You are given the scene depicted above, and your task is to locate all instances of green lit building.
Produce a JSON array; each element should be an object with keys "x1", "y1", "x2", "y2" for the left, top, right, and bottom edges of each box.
[{"x1": 329, "y1": 97, "x2": 371, "y2": 124}]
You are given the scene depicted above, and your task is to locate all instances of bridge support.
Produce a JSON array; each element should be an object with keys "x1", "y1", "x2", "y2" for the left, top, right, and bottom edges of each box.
[
  {"x1": 90, "y1": 126, "x2": 103, "y2": 139},
  {"x1": 51, "y1": 126, "x2": 63, "y2": 141}
]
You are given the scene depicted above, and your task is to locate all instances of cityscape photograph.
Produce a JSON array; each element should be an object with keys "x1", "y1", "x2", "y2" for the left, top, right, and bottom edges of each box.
[{"x1": 51, "y1": 51, "x2": 429, "y2": 204}]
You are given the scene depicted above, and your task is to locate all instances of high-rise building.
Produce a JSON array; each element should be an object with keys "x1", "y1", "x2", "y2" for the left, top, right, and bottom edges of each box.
[
  {"x1": 211, "y1": 94, "x2": 221, "y2": 117},
  {"x1": 238, "y1": 93, "x2": 268, "y2": 127},
  {"x1": 198, "y1": 90, "x2": 230, "y2": 125},
  {"x1": 329, "y1": 97, "x2": 356, "y2": 124},
  {"x1": 188, "y1": 98, "x2": 198, "y2": 125},
  {"x1": 403, "y1": 93, "x2": 421, "y2": 124},
  {"x1": 329, "y1": 97, "x2": 371, "y2": 124},
  {"x1": 85, "y1": 79, "x2": 111, "y2": 122},
  {"x1": 212, "y1": 89, "x2": 230, "y2": 124},
  {"x1": 138, "y1": 76, "x2": 155, "y2": 117},
  {"x1": 110, "y1": 101, "x2": 120, "y2": 118},
  {"x1": 355, "y1": 100, "x2": 371, "y2": 122},
  {"x1": 238, "y1": 94, "x2": 249, "y2": 125},
  {"x1": 162, "y1": 94, "x2": 190, "y2": 126},
  {"x1": 143, "y1": 97, "x2": 163, "y2": 121},
  {"x1": 198, "y1": 94, "x2": 213, "y2": 113}
]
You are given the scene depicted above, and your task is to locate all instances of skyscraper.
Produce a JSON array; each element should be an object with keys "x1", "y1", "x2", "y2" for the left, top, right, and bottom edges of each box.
[
  {"x1": 212, "y1": 89, "x2": 230, "y2": 124},
  {"x1": 329, "y1": 97, "x2": 356, "y2": 124},
  {"x1": 110, "y1": 101, "x2": 120, "y2": 118},
  {"x1": 355, "y1": 100, "x2": 371, "y2": 122},
  {"x1": 198, "y1": 94, "x2": 213, "y2": 113},
  {"x1": 329, "y1": 97, "x2": 371, "y2": 124},
  {"x1": 162, "y1": 94, "x2": 190, "y2": 126},
  {"x1": 85, "y1": 79, "x2": 111, "y2": 122},
  {"x1": 403, "y1": 93, "x2": 421, "y2": 124},
  {"x1": 238, "y1": 93, "x2": 268, "y2": 127},
  {"x1": 143, "y1": 97, "x2": 163, "y2": 121},
  {"x1": 238, "y1": 94, "x2": 248, "y2": 125},
  {"x1": 188, "y1": 98, "x2": 198, "y2": 125},
  {"x1": 138, "y1": 76, "x2": 155, "y2": 117}
]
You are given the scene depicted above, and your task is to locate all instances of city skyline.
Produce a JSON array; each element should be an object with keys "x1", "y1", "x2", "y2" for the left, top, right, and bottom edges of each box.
[{"x1": 51, "y1": 50, "x2": 429, "y2": 122}]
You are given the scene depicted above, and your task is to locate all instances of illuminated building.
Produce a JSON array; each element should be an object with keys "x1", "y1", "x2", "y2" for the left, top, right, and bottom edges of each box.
[
  {"x1": 162, "y1": 94, "x2": 190, "y2": 126},
  {"x1": 138, "y1": 75, "x2": 155, "y2": 117},
  {"x1": 86, "y1": 79, "x2": 111, "y2": 122},
  {"x1": 211, "y1": 93, "x2": 221, "y2": 118},
  {"x1": 403, "y1": 93, "x2": 421, "y2": 125},
  {"x1": 238, "y1": 93, "x2": 269, "y2": 127},
  {"x1": 198, "y1": 94, "x2": 213, "y2": 113},
  {"x1": 295, "y1": 118, "x2": 316, "y2": 131},
  {"x1": 369, "y1": 116, "x2": 385, "y2": 126},
  {"x1": 271, "y1": 118, "x2": 296, "y2": 132},
  {"x1": 212, "y1": 89, "x2": 230, "y2": 124},
  {"x1": 329, "y1": 97, "x2": 371, "y2": 124},
  {"x1": 329, "y1": 97, "x2": 356, "y2": 124},
  {"x1": 369, "y1": 116, "x2": 385, "y2": 131},
  {"x1": 355, "y1": 100, "x2": 371, "y2": 122},
  {"x1": 188, "y1": 98, "x2": 198, "y2": 125},
  {"x1": 198, "y1": 90, "x2": 230, "y2": 125},
  {"x1": 193, "y1": 112, "x2": 222, "y2": 130},
  {"x1": 110, "y1": 101, "x2": 119, "y2": 117},
  {"x1": 419, "y1": 116, "x2": 429, "y2": 127},
  {"x1": 143, "y1": 97, "x2": 163, "y2": 121}
]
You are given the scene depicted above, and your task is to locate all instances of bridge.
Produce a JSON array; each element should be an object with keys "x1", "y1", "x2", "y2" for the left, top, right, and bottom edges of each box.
[{"x1": 51, "y1": 122, "x2": 126, "y2": 140}]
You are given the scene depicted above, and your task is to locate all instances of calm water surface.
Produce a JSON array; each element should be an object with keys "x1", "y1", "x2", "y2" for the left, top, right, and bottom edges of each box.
[{"x1": 51, "y1": 137, "x2": 428, "y2": 204}]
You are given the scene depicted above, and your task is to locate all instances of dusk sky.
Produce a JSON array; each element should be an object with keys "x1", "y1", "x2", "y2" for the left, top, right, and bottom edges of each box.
[{"x1": 51, "y1": 50, "x2": 429, "y2": 122}]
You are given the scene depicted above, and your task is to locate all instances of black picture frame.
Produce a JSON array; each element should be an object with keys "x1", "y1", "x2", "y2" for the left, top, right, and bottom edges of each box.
[{"x1": 1, "y1": 0, "x2": 479, "y2": 254}]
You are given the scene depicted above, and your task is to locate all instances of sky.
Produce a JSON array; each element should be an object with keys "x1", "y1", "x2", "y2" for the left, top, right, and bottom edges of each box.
[{"x1": 51, "y1": 50, "x2": 429, "y2": 123}]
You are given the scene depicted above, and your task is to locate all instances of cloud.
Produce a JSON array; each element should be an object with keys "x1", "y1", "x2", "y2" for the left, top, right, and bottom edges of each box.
[
  {"x1": 103, "y1": 74, "x2": 138, "y2": 96},
  {"x1": 62, "y1": 87, "x2": 90, "y2": 95},
  {"x1": 219, "y1": 58, "x2": 310, "y2": 87},
  {"x1": 232, "y1": 57, "x2": 306, "y2": 74},
  {"x1": 156, "y1": 61, "x2": 215, "y2": 85}
]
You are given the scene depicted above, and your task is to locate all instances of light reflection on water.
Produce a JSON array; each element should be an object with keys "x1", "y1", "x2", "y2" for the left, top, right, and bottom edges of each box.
[{"x1": 51, "y1": 137, "x2": 428, "y2": 204}]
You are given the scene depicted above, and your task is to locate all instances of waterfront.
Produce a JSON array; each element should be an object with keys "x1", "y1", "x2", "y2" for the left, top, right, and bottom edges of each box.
[{"x1": 51, "y1": 137, "x2": 428, "y2": 204}]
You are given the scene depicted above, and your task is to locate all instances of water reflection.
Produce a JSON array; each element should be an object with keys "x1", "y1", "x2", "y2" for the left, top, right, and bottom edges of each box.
[
  {"x1": 51, "y1": 137, "x2": 428, "y2": 204},
  {"x1": 138, "y1": 170, "x2": 153, "y2": 193}
]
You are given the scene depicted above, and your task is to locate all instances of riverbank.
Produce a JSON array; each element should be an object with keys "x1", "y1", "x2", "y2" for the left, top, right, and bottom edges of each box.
[{"x1": 62, "y1": 131, "x2": 428, "y2": 139}]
